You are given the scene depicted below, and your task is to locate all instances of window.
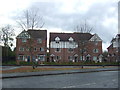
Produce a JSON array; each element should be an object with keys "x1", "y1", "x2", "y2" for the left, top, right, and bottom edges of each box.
[
  {"x1": 26, "y1": 47, "x2": 29, "y2": 51},
  {"x1": 68, "y1": 48, "x2": 74, "y2": 52},
  {"x1": 37, "y1": 55, "x2": 45, "y2": 61},
  {"x1": 80, "y1": 56, "x2": 85, "y2": 61},
  {"x1": 68, "y1": 56, "x2": 73, "y2": 61},
  {"x1": 93, "y1": 49, "x2": 99, "y2": 53},
  {"x1": 56, "y1": 41, "x2": 59, "y2": 43},
  {"x1": 18, "y1": 55, "x2": 24, "y2": 60},
  {"x1": 19, "y1": 47, "x2": 24, "y2": 51},
  {"x1": 95, "y1": 42, "x2": 98, "y2": 45},
  {"x1": 40, "y1": 47, "x2": 44, "y2": 51},
  {"x1": 55, "y1": 48, "x2": 61, "y2": 52},
  {"x1": 80, "y1": 48, "x2": 87, "y2": 53},
  {"x1": 93, "y1": 56, "x2": 97, "y2": 61},
  {"x1": 69, "y1": 37, "x2": 74, "y2": 43},
  {"x1": 22, "y1": 38, "x2": 26, "y2": 42},
  {"x1": 37, "y1": 39, "x2": 42, "y2": 43},
  {"x1": 56, "y1": 56, "x2": 61, "y2": 60}
]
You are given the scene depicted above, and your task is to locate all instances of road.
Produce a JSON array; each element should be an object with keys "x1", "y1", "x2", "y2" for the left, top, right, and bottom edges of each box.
[{"x1": 2, "y1": 71, "x2": 118, "y2": 88}]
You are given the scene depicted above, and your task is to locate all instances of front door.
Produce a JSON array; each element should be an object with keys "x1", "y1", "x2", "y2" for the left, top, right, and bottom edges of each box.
[
  {"x1": 27, "y1": 56, "x2": 30, "y2": 62},
  {"x1": 51, "y1": 57, "x2": 54, "y2": 62},
  {"x1": 75, "y1": 57, "x2": 78, "y2": 62}
]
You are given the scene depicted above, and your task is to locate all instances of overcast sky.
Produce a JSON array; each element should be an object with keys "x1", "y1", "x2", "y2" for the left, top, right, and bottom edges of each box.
[{"x1": 0, "y1": 0, "x2": 119, "y2": 51}]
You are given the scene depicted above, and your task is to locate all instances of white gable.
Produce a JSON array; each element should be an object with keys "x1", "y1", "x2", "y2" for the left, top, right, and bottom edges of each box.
[
  {"x1": 89, "y1": 34, "x2": 102, "y2": 41},
  {"x1": 55, "y1": 37, "x2": 60, "y2": 41},
  {"x1": 69, "y1": 37, "x2": 74, "y2": 41},
  {"x1": 17, "y1": 30, "x2": 31, "y2": 39}
]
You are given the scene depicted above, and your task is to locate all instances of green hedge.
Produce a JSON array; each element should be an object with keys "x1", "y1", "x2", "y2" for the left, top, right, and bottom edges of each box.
[
  {"x1": 2, "y1": 61, "x2": 119, "y2": 65},
  {"x1": 19, "y1": 61, "x2": 34, "y2": 65},
  {"x1": 43, "y1": 61, "x2": 119, "y2": 65}
]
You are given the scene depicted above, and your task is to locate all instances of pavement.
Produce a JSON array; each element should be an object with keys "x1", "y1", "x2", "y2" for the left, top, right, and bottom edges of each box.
[{"x1": 1, "y1": 66, "x2": 119, "y2": 79}]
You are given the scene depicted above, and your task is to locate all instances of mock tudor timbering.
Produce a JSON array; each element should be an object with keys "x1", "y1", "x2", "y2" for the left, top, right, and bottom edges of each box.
[
  {"x1": 16, "y1": 29, "x2": 47, "y2": 63},
  {"x1": 49, "y1": 32, "x2": 103, "y2": 62},
  {"x1": 16, "y1": 30, "x2": 103, "y2": 63}
]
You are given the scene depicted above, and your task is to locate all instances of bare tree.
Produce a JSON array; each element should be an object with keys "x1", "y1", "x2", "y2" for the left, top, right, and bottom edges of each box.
[
  {"x1": 74, "y1": 20, "x2": 93, "y2": 33},
  {"x1": 74, "y1": 20, "x2": 94, "y2": 62},
  {"x1": 0, "y1": 25, "x2": 15, "y2": 48},
  {"x1": 16, "y1": 7, "x2": 45, "y2": 30}
]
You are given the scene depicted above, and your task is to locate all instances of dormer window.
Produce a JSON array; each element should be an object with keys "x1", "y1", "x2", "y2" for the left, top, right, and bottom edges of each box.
[
  {"x1": 55, "y1": 37, "x2": 60, "y2": 43},
  {"x1": 69, "y1": 37, "x2": 74, "y2": 43},
  {"x1": 69, "y1": 37, "x2": 73, "y2": 42}
]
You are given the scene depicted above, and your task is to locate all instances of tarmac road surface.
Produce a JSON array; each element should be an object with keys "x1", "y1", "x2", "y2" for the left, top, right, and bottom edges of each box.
[{"x1": 2, "y1": 70, "x2": 119, "y2": 88}]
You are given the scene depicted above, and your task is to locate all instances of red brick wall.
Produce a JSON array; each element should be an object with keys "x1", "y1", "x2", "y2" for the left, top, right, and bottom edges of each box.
[
  {"x1": 16, "y1": 38, "x2": 47, "y2": 63},
  {"x1": 49, "y1": 41, "x2": 102, "y2": 62},
  {"x1": 107, "y1": 46, "x2": 118, "y2": 62}
]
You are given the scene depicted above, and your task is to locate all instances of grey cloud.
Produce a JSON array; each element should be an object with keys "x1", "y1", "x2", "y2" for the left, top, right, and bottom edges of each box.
[{"x1": 17, "y1": 1, "x2": 118, "y2": 48}]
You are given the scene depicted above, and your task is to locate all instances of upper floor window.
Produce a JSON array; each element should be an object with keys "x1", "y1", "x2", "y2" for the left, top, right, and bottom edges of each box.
[
  {"x1": 55, "y1": 37, "x2": 60, "y2": 43},
  {"x1": 55, "y1": 48, "x2": 61, "y2": 52},
  {"x1": 22, "y1": 38, "x2": 26, "y2": 43},
  {"x1": 93, "y1": 49, "x2": 99, "y2": 53},
  {"x1": 94, "y1": 41, "x2": 98, "y2": 45},
  {"x1": 37, "y1": 39, "x2": 42, "y2": 43},
  {"x1": 40, "y1": 47, "x2": 44, "y2": 51},
  {"x1": 69, "y1": 37, "x2": 74, "y2": 43},
  {"x1": 19, "y1": 47, "x2": 24, "y2": 51},
  {"x1": 68, "y1": 48, "x2": 74, "y2": 52}
]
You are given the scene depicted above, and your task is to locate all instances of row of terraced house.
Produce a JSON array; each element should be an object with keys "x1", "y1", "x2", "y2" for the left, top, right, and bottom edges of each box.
[{"x1": 16, "y1": 29, "x2": 120, "y2": 64}]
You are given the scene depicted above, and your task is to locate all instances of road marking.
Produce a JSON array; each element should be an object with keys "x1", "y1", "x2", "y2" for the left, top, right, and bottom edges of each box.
[{"x1": 63, "y1": 82, "x2": 96, "y2": 88}]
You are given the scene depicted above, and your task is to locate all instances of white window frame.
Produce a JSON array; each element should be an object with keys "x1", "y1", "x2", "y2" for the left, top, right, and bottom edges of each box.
[
  {"x1": 80, "y1": 56, "x2": 85, "y2": 61},
  {"x1": 40, "y1": 47, "x2": 44, "y2": 51},
  {"x1": 68, "y1": 48, "x2": 74, "y2": 53},
  {"x1": 56, "y1": 56, "x2": 61, "y2": 60},
  {"x1": 68, "y1": 56, "x2": 73, "y2": 61},
  {"x1": 18, "y1": 55, "x2": 24, "y2": 60},
  {"x1": 19, "y1": 47, "x2": 24, "y2": 51},
  {"x1": 93, "y1": 49, "x2": 99, "y2": 53},
  {"x1": 37, "y1": 39, "x2": 42, "y2": 43},
  {"x1": 37, "y1": 55, "x2": 45, "y2": 61},
  {"x1": 22, "y1": 38, "x2": 27, "y2": 43},
  {"x1": 93, "y1": 56, "x2": 97, "y2": 61},
  {"x1": 55, "y1": 48, "x2": 61, "y2": 52}
]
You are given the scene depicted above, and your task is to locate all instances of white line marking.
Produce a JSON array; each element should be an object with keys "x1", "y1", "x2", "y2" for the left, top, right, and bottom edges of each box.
[{"x1": 62, "y1": 82, "x2": 96, "y2": 88}]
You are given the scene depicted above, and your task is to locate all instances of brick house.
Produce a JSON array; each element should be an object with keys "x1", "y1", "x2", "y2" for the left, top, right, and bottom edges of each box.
[
  {"x1": 16, "y1": 29, "x2": 47, "y2": 64},
  {"x1": 49, "y1": 32, "x2": 102, "y2": 63},
  {"x1": 107, "y1": 34, "x2": 120, "y2": 62}
]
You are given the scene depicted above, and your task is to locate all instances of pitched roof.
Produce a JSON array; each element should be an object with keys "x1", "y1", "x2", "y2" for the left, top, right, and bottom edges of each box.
[
  {"x1": 50, "y1": 32, "x2": 93, "y2": 41},
  {"x1": 17, "y1": 29, "x2": 47, "y2": 40},
  {"x1": 107, "y1": 44, "x2": 113, "y2": 50},
  {"x1": 28, "y1": 29, "x2": 47, "y2": 40}
]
